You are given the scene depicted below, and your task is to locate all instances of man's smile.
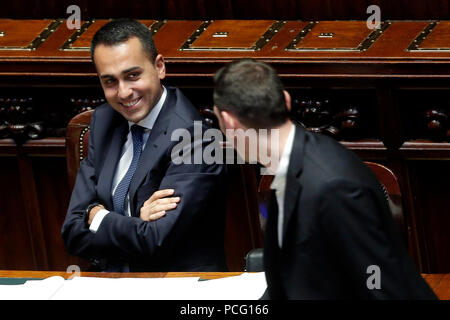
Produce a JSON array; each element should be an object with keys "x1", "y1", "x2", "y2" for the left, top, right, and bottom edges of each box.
[{"x1": 121, "y1": 97, "x2": 142, "y2": 108}]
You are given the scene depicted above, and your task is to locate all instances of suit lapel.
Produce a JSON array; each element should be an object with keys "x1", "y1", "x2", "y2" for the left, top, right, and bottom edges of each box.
[
  {"x1": 97, "y1": 120, "x2": 128, "y2": 209},
  {"x1": 282, "y1": 125, "x2": 305, "y2": 246},
  {"x1": 128, "y1": 89, "x2": 176, "y2": 216}
]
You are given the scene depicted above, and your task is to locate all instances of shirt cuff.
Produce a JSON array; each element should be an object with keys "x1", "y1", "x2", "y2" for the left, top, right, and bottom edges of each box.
[{"x1": 89, "y1": 208, "x2": 109, "y2": 233}]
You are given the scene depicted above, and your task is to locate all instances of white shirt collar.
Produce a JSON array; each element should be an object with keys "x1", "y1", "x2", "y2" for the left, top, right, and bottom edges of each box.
[
  {"x1": 127, "y1": 86, "x2": 167, "y2": 130},
  {"x1": 271, "y1": 124, "x2": 296, "y2": 191}
]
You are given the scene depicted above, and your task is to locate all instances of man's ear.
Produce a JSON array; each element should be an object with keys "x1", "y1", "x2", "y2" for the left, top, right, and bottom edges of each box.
[
  {"x1": 221, "y1": 110, "x2": 250, "y2": 132},
  {"x1": 220, "y1": 110, "x2": 237, "y2": 130},
  {"x1": 283, "y1": 90, "x2": 292, "y2": 112},
  {"x1": 154, "y1": 54, "x2": 166, "y2": 80}
]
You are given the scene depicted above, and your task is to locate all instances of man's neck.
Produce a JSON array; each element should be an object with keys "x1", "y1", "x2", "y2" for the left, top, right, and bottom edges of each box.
[{"x1": 258, "y1": 120, "x2": 294, "y2": 174}]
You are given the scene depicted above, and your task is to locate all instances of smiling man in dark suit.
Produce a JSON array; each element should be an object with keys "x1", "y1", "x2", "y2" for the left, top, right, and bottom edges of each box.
[
  {"x1": 62, "y1": 19, "x2": 227, "y2": 272},
  {"x1": 212, "y1": 59, "x2": 437, "y2": 299}
]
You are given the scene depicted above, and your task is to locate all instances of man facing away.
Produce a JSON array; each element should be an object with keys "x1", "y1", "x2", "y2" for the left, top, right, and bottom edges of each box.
[
  {"x1": 62, "y1": 19, "x2": 227, "y2": 272},
  {"x1": 212, "y1": 59, "x2": 437, "y2": 299}
]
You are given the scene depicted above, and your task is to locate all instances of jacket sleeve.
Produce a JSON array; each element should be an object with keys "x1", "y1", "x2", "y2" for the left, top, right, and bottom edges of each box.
[{"x1": 319, "y1": 178, "x2": 437, "y2": 299}]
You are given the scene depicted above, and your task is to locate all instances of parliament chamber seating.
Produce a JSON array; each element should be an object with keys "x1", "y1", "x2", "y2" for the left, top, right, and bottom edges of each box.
[
  {"x1": 65, "y1": 110, "x2": 263, "y2": 272},
  {"x1": 1, "y1": 14, "x2": 449, "y2": 274}
]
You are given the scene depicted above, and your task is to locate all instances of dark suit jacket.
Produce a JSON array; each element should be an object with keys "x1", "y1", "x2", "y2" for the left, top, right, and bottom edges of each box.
[
  {"x1": 264, "y1": 124, "x2": 437, "y2": 299},
  {"x1": 62, "y1": 87, "x2": 227, "y2": 272}
]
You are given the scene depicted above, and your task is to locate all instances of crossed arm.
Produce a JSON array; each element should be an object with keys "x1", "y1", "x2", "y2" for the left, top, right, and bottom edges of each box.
[{"x1": 87, "y1": 188, "x2": 180, "y2": 225}]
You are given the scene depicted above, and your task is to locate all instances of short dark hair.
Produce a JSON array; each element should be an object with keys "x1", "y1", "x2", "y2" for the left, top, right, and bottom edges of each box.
[
  {"x1": 213, "y1": 59, "x2": 288, "y2": 129},
  {"x1": 91, "y1": 18, "x2": 158, "y2": 63}
]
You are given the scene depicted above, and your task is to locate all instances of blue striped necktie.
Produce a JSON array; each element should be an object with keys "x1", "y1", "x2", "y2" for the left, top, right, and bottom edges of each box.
[{"x1": 112, "y1": 124, "x2": 145, "y2": 215}]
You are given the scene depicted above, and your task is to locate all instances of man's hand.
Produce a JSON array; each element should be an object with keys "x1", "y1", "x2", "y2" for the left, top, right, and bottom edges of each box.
[
  {"x1": 140, "y1": 189, "x2": 180, "y2": 221},
  {"x1": 88, "y1": 204, "x2": 105, "y2": 225}
]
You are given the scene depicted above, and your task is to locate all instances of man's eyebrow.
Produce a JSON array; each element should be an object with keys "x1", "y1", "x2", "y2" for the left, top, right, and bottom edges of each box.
[
  {"x1": 122, "y1": 66, "x2": 142, "y2": 74},
  {"x1": 100, "y1": 66, "x2": 142, "y2": 79},
  {"x1": 99, "y1": 74, "x2": 114, "y2": 80}
]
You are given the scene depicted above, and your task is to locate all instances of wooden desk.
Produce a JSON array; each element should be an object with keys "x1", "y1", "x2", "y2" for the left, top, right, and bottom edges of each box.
[
  {"x1": 0, "y1": 270, "x2": 242, "y2": 280},
  {"x1": 421, "y1": 274, "x2": 450, "y2": 300},
  {"x1": 0, "y1": 270, "x2": 448, "y2": 300}
]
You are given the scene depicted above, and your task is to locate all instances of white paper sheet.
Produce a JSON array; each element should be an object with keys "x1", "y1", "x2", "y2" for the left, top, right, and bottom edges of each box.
[
  {"x1": 51, "y1": 276, "x2": 201, "y2": 300},
  {"x1": 0, "y1": 272, "x2": 267, "y2": 300},
  {"x1": 191, "y1": 272, "x2": 267, "y2": 300},
  {"x1": 0, "y1": 276, "x2": 65, "y2": 300}
]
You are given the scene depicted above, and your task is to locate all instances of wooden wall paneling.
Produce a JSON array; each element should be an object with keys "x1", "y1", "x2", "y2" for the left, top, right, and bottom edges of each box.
[
  {"x1": 224, "y1": 164, "x2": 261, "y2": 271},
  {"x1": 0, "y1": 157, "x2": 35, "y2": 269},
  {"x1": 32, "y1": 156, "x2": 88, "y2": 271},
  {"x1": 408, "y1": 160, "x2": 450, "y2": 273},
  {"x1": 16, "y1": 152, "x2": 49, "y2": 270},
  {"x1": 397, "y1": 158, "x2": 425, "y2": 271},
  {"x1": 407, "y1": 161, "x2": 435, "y2": 273}
]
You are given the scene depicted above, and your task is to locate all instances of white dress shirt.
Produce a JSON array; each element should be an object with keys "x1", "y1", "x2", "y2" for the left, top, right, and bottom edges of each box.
[
  {"x1": 270, "y1": 124, "x2": 295, "y2": 248},
  {"x1": 89, "y1": 86, "x2": 167, "y2": 232}
]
